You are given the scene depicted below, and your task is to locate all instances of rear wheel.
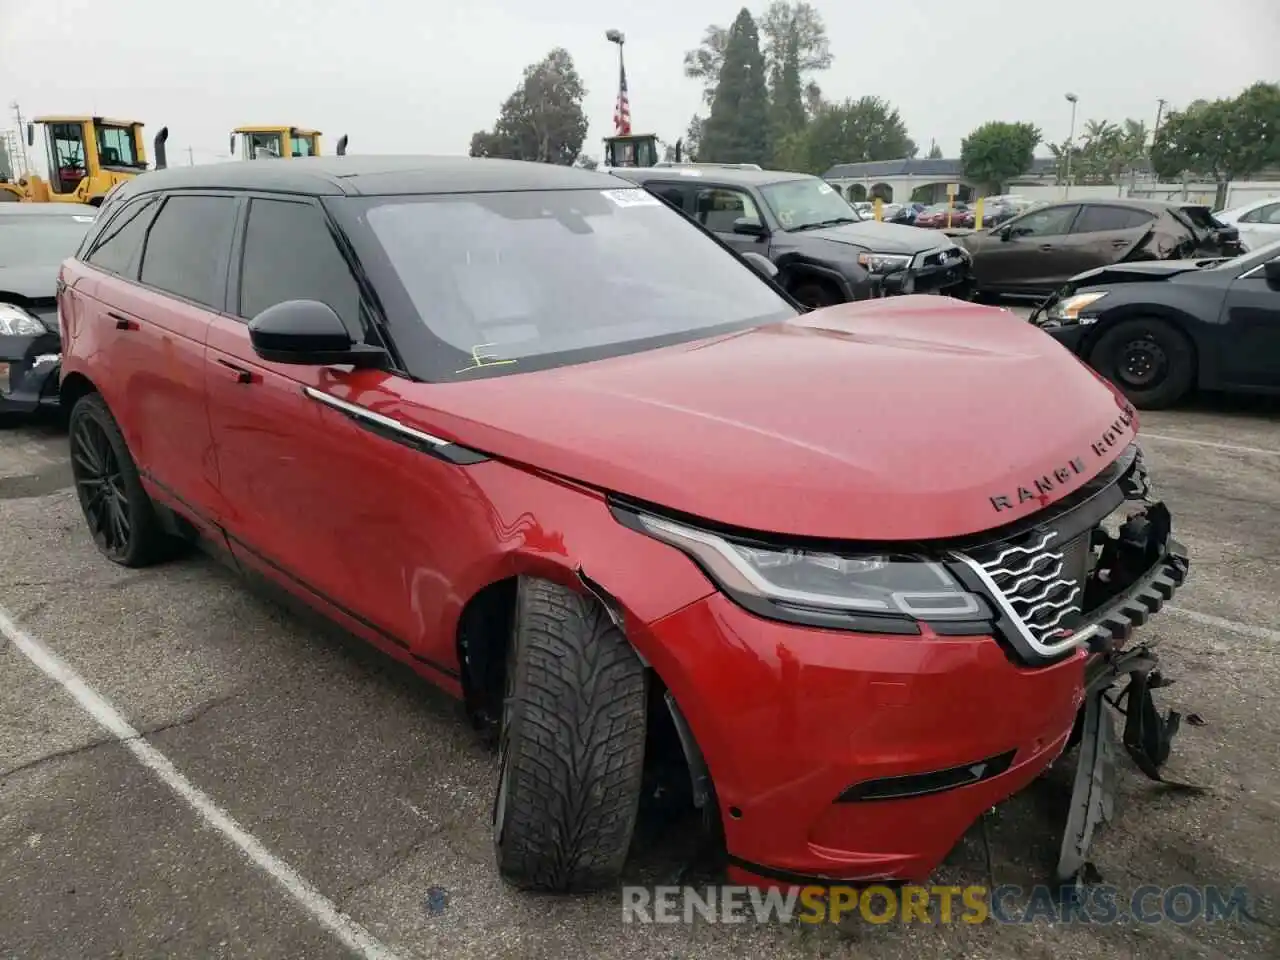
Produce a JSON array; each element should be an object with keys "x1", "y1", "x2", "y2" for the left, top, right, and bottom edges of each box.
[
  {"x1": 1088, "y1": 318, "x2": 1195, "y2": 410},
  {"x1": 68, "y1": 392, "x2": 170, "y2": 566},
  {"x1": 493, "y1": 578, "x2": 648, "y2": 892}
]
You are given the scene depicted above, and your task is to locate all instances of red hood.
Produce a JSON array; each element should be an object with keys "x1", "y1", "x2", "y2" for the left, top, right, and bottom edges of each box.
[{"x1": 398, "y1": 296, "x2": 1138, "y2": 541}]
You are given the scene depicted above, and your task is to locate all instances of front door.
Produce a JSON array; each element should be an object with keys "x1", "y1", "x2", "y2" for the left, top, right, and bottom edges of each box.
[
  {"x1": 973, "y1": 203, "x2": 1081, "y2": 293},
  {"x1": 1219, "y1": 255, "x2": 1280, "y2": 388},
  {"x1": 693, "y1": 185, "x2": 769, "y2": 257},
  {"x1": 204, "y1": 194, "x2": 460, "y2": 676}
]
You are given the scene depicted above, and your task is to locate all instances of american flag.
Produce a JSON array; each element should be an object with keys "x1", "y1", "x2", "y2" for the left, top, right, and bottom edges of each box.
[{"x1": 614, "y1": 60, "x2": 631, "y2": 135}]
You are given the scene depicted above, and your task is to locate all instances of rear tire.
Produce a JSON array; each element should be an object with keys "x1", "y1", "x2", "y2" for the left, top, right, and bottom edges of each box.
[
  {"x1": 1088, "y1": 318, "x2": 1195, "y2": 410},
  {"x1": 68, "y1": 392, "x2": 171, "y2": 567},
  {"x1": 493, "y1": 578, "x2": 648, "y2": 892}
]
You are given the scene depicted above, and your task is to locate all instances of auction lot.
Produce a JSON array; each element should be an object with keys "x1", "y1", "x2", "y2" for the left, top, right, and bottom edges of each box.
[{"x1": 2, "y1": 363, "x2": 1278, "y2": 957}]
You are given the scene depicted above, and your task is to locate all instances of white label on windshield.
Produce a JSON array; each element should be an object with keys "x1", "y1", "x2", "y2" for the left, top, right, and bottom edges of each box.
[
  {"x1": 600, "y1": 189, "x2": 661, "y2": 207},
  {"x1": 817, "y1": 182, "x2": 833, "y2": 194}
]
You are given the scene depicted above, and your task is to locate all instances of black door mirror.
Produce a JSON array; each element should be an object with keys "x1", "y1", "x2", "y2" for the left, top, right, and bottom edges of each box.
[
  {"x1": 733, "y1": 217, "x2": 767, "y2": 237},
  {"x1": 741, "y1": 251, "x2": 778, "y2": 279},
  {"x1": 1264, "y1": 259, "x2": 1280, "y2": 287},
  {"x1": 248, "y1": 300, "x2": 387, "y2": 368},
  {"x1": 999, "y1": 225, "x2": 1013, "y2": 240}
]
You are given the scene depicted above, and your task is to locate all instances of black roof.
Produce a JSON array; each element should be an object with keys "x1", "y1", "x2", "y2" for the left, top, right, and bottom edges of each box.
[
  {"x1": 110, "y1": 156, "x2": 634, "y2": 201},
  {"x1": 617, "y1": 166, "x2": 813, "y2": 187}
]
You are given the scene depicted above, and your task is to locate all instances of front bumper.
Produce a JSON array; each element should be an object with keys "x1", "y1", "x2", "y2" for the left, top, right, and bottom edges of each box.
[
  {"x1": 631, "y1": 445, "x2": 1186, "y2": 887},
  {"x1": 0, "y1": 333, "x2": 61, "y2": 414},
  {"x1": 881, "y1": 246, "x2": 975, "y2": 298}
]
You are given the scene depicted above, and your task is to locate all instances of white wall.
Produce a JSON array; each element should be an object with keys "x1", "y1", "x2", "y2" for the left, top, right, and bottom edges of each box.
[{"x1": 1000, "y1": 181, "x2": 1280, "y2": 209}]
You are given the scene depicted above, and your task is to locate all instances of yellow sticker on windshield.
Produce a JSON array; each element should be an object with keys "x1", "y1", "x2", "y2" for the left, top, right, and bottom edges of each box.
[{"x1": 456, "y1": 343, "x2": 518, "y2": 375}]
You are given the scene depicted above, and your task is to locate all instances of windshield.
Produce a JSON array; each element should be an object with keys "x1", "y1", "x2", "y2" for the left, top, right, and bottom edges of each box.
[
  {"x1": 760, "y1": 178, "x2": 863, "y2": 229},
  {"x1": 350, "y1": 188, "x2": 797, "y2": 382},
  {"x1": 1207, "y1": 236, "x2": 1280, "y2": 269},
  {"x1": 0, "y1": 215, "x2": 95, "y2": 267}
]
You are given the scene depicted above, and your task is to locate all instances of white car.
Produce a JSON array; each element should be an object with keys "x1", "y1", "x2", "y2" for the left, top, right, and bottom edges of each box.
[{"x1": 1213, "y1": 196, "x2": 1280, "y2": 251}]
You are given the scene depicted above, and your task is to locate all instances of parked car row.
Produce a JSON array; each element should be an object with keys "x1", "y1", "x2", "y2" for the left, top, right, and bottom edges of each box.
[
  {"x1": 615, "y1": 166, "x2": 976, "y2": 305},
  {"x1": 53, "y1": 155, "x2": 1189, "y2": 896}
]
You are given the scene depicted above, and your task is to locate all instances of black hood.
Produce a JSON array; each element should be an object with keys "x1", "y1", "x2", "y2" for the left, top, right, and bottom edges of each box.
[
  {"x1": 793, "y1": 219, "x2": 956, "y2": 255},
  {"x1": 0, "y1": 264, "x2": 59, "y2": 302},
  {"x1": 1070, "y1": 257, "x2": 1228, "y2": 286}
]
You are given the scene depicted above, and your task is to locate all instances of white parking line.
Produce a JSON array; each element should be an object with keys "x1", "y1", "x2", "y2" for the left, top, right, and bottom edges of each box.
[
  {"x1": 1140, "y1": 433, "x2": 1279, "y2": 457},
  {"x1": 0, "y1": 605, "x2": 404, "y2": 960},
  {"x1": 1167, "y1": 606, "x2": 1280, "y2": 644}
]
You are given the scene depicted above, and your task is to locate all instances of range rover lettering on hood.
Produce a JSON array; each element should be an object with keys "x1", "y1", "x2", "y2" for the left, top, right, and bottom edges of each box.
[{"x1": 989, "y1": 405, "x2": 1137, "y2": 513}]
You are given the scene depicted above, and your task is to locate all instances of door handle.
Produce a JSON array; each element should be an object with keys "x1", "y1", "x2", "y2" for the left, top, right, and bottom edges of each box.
[
  {"x1": 107, "y1": 311, "x2": 134, "y2": 330},
  {"x1": 1111, "y1": 239, "x2": 1129, "y2": 247},
  {"x1": 216, "y1": 358, "x2": 253, "y2": 384},
  {"x1": 1039, "y1": 244, "x2": 1054, "y2": 252}
]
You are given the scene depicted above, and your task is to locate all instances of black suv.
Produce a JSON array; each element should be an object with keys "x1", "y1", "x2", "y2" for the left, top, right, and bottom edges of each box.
[{"x1": 615, "y1": 166, "x2": 974, "y2": 308}]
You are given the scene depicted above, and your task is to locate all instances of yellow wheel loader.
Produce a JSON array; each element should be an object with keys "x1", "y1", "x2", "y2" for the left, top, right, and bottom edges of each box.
[
  {"x1": 230, "y1": 126, "x2": 348, "y2": 160},
  {"x1": 4, "y1": 117, "x2": 169, "y2": 205}
]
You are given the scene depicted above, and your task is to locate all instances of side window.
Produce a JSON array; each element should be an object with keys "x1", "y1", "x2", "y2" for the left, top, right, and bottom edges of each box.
[
  {"x1": 1010, "y1": 204, "x2": 1079, "y2": 238},
  {"x1": 645, "y1": 183, "x2": 688, "y2": 212},
  {"x1": 139, "y1": 195, "x2": 238, "y2": 309},
  {"x1": 84, "y1": 196, "x2": 160, "y2": 278},
  {"x1": 1244, "y1": 203, "x2": 1280, "y2": 225},
  {"x1": 237, "y1": 198, "x2": 362, "y2": 333},
  {"x1": 695, "y1": 188, "x2": 761, "y2": 233},
  {"x1": 1071, "y1": 206, "x2": 1156, "y2": 234}
]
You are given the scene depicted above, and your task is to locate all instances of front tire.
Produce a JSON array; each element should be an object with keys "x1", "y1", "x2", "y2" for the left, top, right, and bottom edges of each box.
[
  {"x1": 493, "y1": 578, "x2": 648, "y2": 892},
  {"x1": 1088, "y1": 318, "x2": 1195, "y2": 410},
  {"x1": 790, "y1": 278, "x2": 844, "y2": 309},
  {"x1": 68, "y1": 392, "x2": 170, "y2": 567}
]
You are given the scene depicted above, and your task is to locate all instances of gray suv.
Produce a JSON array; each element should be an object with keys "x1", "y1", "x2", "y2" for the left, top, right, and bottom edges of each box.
[{"x1": 616, "y1": 166, "x2": 974, "y2": 308}]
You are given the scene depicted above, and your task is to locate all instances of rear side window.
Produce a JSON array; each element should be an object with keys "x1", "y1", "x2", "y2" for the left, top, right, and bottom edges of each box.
[
  {"x1": 139, "y1": 195, "x2": 238, "y2": 309},
  {"x1": 1240, "y1": 202, "x2": 1280, "y2": 225},
  {"x1": 1071, "y1": 206, "x2": 1155, "y2": 233},
  {"x1": 237, "y1": 198, "x2": 362, "y2": 331},
  {"x1": 644, "y1": 183, "x2": 689, "y2": 212},
  {"x1": 84, "y1": 197, "x2": 159, "y2": 277}
]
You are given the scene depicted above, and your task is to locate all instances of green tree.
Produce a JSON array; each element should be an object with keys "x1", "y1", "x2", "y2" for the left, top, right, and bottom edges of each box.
[
  {"x1": 684, "y1": 2, "x2": 831, "y2": 110},
  {"x1": 788, "y1": 97, "x2": 916, "y2": 175},
  {"x1": 700, "y1": 9, "x2": 772, "y2": 165},
  {"x1": 469, "y1": 48, "x2": 588, "y2": 165},
  {"x1": 1152, "y1": 82, "x2": 1280, "y2": 185},
  {"x1": 960, "y1": 121, "x2": 1041, "y2": 192},
  {"x1": 927, "y1": 142, "x2": 943, "y2": 159}
]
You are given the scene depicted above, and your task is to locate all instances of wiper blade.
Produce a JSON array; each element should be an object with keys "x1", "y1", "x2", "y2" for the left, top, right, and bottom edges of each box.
[{"x1": 791, "y1": 217, "x2": 860, "y2": 231}]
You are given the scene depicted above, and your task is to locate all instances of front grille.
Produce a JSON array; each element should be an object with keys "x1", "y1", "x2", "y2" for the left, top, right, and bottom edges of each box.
[
  {"x1": 963, "y1": 524, "x2": 1090, "y2": 648},
  {"x1": 920, "y1": 246, "x2": 965, "y2": 269}
]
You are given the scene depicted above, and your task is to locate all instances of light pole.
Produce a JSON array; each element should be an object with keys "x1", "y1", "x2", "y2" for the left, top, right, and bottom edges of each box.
[
  {"x1": 1063, "y1": 92, "x2": 1078, "y2": 199},
  {"x1": 606, "y1": 29, "x2": 625, "y2": 97}
]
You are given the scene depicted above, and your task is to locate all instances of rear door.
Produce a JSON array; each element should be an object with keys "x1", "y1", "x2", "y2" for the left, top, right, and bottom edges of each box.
[
  {"x1": 1061, "y1": 204, "x2": 1158, "y2": 276},
  {"x1": 1236, "y1": 201, "x2": 1280, "y2": 251},
  {"x1": 73, "y1": 192, "x2": 233, "y2": 520}
]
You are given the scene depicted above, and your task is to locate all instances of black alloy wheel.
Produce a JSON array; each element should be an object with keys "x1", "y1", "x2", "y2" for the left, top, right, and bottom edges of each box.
[
  {"x1": 1088, "y1": 317, "x2": 1195, "y2": 410},
  {"x1": 68, "y1": 392, "x2": 170, "y2": 566},
  {"x1": 72, "y1": 414, "x2": 133, "y2": 557}
]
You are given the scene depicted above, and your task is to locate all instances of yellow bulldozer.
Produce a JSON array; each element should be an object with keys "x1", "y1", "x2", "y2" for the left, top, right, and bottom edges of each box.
[
  {"x1": 0, "y1": 116, "x2": 169, "y2": 205},
  {"x1": 229, "y1": 126, "x2": 348, "y2": 160}
]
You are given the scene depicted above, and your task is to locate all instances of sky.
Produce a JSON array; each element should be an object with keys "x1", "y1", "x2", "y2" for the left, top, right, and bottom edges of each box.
[{"x1": 3, "y1": 0, "x2": 1278, "y2": 172}]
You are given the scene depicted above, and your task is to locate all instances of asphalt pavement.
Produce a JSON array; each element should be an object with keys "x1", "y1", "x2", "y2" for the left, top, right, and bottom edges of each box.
[{"x1": 2, "y1": 352, "x2": 1278, "y2": 959}]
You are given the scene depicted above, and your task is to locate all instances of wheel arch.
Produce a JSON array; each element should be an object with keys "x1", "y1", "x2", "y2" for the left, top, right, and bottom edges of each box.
[
  {"x1": 59, "y1": 369, "x2": 99, "y2": 410},
  {"x1": 774, "y1": 254, "x2": 860, "y2": 301},
  {"x1": 1080, "y1": 304, "x2": 1202, "y2": 384}
]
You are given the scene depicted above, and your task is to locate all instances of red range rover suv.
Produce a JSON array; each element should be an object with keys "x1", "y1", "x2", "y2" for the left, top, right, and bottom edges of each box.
[{"x1": 57, "y1": 157, "x2": 1189, "y2": 892}]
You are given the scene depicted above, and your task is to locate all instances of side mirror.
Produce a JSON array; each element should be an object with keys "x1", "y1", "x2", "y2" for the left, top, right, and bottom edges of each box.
[
  {"x1": 741, "y1": 251, "x2": 778, "y2": 279},
  {"x1": 1263, "y1": 259, "x2": 1280, "y2": 287},
  {"x1": 248, "y1": 300, "x2": 387, "y2": 368},
  {"x1": 733, "y1": 217, "x2": 767, "y2": 237},
  {"x1": 999, "y1": 225, "x2": 1013, "y2": 240},
  {"x1": 229, "y1": 133, "x2": 236, "y2": 156},
  {"x1": 336, "y1": 135, "x2": 348, "y2": 156}
]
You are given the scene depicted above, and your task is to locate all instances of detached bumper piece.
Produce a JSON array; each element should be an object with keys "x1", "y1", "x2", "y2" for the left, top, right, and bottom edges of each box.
[{"x1": 0, "y1": 332, "x2": 61, "y2": 414}]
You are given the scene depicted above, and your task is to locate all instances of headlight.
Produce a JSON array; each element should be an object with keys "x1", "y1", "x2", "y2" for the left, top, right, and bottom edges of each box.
[
  {"x1": 633, "y1": 512, "x2": 985, "y2": 627},
  {"x1": 857, "y1": 251, "x2": 912, "y2": 274},
  {"x1": 1047, "y1": 291, "x2": 1107, "y2": 324},
  {"x1": 0, "y1": 303, "x2": 49, "y2": 337}
]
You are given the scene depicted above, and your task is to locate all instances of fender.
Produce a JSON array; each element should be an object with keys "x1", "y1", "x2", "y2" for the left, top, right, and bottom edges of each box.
[{"x1": 774, "y1": 254, "x2": 863, "y2": 300}]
